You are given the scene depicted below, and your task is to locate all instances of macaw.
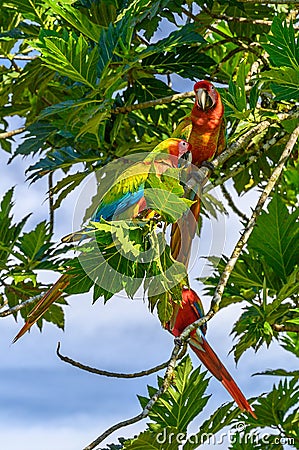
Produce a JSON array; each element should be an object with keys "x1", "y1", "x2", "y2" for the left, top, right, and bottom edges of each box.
[
  {"x1": 166, "y1": 288, "x2": 257, "y2": 418},
  {"x1": 13, "y1": 138, "x2": 191, "y2": 342},
  {"x1": 63, "y1": 137, "x2": 192, "y2": 242},
  {"x1": 171, "y1": 80, "x2": 225, "y2": 266}
]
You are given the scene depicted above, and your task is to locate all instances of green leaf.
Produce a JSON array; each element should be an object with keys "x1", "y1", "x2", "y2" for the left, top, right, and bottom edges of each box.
[
  {"x1": 183, "y1": 402, "x2": 241, "y2": 450},
  {"x1": 17, "y1": 221, "x2": 51, "y2": 266},
  {"x1": 142, "y1": 47, "x2": 215, "y2": 80},
  {"x1": 97, "y1": 16, "x2": 132, "y2": 84},
  {"x1": 253, "y1": 369, "x2": 299, "y2": 378},
  {"x1": 262, "y1": 18, "x2": 299, "y2": 69},
  {"x1": 245, "y1": 378, "x2": 299, "y2": 428},
  {"x1": 281, "y1": 332, "x2": 299, "y2": 358},
  {"x1": 249, "y1": 193, "x2": 299, "y2": 282},
  {"x1": 26, "y1": 146, "x2": 104, "y2": 180},
  {"x1": 4, "y1": 0, "x2": 49, "y2": 25},
  {"x1": 128, "y1": 77, "x2": 175, "y2": 103},
  {"x1": 156, "y1": 291, "x2": 172, "y2": 323},
  {"x1": 35, "y1": 31, "x2": 99, "y2": 89},
  {"x1": 12, "y1": 122, "x2": 58, "y2": 158},
  {"x1": 141, "y1": 356, "x2": 210, "y2": 431},
  {"x1": 145, "y1": 172, "x2": 194, "y2": 223},
  {"x1": 276, "y1": 267, "x2": 299, "y2": 302},
  {"x1": 0, "y1": 188, "x2": 30, "y2": 267},
  {"x1": 230, "y1": 288, "x2": 294, "y2": 362},
  {"x1": 124, "y1": 428, "x2": 178, "y2": 450},
  {"x1": 43, "y1": 0, "x2": 103, "y2": 42},
  {"x1": 260, "y1": 67, "x2": 299, "y2": 101},
  {"x1": 39, "y1": 303, "x2": 65, "y2": 330}
]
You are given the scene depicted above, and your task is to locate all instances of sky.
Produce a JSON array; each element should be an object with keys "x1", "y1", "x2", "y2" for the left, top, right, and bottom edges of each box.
[{"x1": 0, "y1": 26, "x2": 298, "y2": 450}]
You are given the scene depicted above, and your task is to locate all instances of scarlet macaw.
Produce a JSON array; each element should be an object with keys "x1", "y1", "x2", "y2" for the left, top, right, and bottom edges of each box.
[
  {"x1": 166, "y1": 288, "x2": 257, "y2": 418},
  {"x1": 13, "y1": 138, "x2": 191, "y2": 342},
  {"x1": 171, "y1": 80, "x2": 225, "y2": 266}
]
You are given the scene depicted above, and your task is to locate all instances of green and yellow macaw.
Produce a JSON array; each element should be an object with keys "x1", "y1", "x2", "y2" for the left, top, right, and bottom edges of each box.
[{"x1": 13, "y1": 138, "x2": 191, "y2": 342}]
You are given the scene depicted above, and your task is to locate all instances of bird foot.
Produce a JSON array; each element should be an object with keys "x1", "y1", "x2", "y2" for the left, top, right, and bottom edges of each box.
[
  {"x1": 200, "y1": 160, "x2": 215, "y2": 172},
  {"x1": 174, "y1": 337, "x2": 184, "y2": 347}
]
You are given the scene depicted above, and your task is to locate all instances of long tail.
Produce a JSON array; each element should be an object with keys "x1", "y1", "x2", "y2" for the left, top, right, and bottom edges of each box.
[
  {"x1": 190, "y1": 331, "x2": 257, "y2": 418},
  {"x1": 13, "y1": 274, "x2": 70, "y2": 343},
  {"x1": 170, "y1": 198, "x2": 201, "y2": 267}
]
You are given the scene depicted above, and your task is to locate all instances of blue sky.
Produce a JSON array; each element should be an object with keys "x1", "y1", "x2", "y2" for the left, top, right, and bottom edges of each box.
[{"x1": 0, "y1": 62, "x2": 298, "y2": 450}]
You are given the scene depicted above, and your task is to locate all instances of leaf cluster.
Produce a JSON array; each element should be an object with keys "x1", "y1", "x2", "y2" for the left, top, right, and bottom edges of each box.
[
  {"x1": 202, "y1": 193, "x2": 299, "y2": 362},
  {"x1": 0, "y1": 189, "x2": 67, "y2": 329},
  {"x1": 0, "y1": 2, "x2": 299, "y2": 448}
]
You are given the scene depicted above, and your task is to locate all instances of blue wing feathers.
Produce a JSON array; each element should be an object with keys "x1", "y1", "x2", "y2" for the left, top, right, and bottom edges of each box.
[{"x1": 92, "y1": 185, "x2": 145, "y2": 221}]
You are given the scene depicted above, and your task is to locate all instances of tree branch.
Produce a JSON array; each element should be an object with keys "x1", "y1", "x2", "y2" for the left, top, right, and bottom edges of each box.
[
  {"x1": 185, "y1": 118, "x2": 284, "y2": 196},
  {"x1": 179, "y1": 311, "x2": 216, "y2": 342},
  {"x1": 112, "y1": 90, "x2": 194, "y2": 114},
  {"x1": 56, "y1": 342, "x2": 177, "y2": 378},
  {"x1": 0, "y1": 54, "x2": 37, "y2": 60},
  {"x1": 202, "y1": 8, "x2": 273, "y2": 26},
  {"x1": 214, "y1": 110, "x2": 299, "y2": 170},
  {"x1": 272, "y1": 323, "x2": 299, "y2": 333},
  {"x1": 0, "y1": 294, "x2": 43, "y2": 317},
  {"x1": 210, "y1": 123, "x2": 299, "y2": 311},
  {"x1": 0, "y1": 127, "x2": 26, "y2": 139},
  {"x1": 83, "y1": 340, "x2": 186, "y2": 450},
  {"x1": 205, "y1": 129, "x2": 287, "y2": 192}
]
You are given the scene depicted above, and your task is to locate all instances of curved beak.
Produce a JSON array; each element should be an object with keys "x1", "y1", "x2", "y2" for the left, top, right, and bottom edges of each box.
[
  {"x1": 180, "y1": 149, "x2": 193, "y2": 167},
  {"x1": 196, "y1": 88, "x2": 214, "y2": 111}
]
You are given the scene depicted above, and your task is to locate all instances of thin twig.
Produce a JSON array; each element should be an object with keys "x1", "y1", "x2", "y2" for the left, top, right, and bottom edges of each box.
[
  {"x1": 48, "y1": 172, "x2": 54, "y2": 236},
  {"x1": 186, "y1": 119, "x2": 280, "y2": 196},
  {"x1": 204, "y1": 129, "x2": 287, "y2": 192},
  {"x1": 203, "y1": 9, "x2": 273, "y2": 26},
  {"x1": 213, "y1": 113, "x2": 297, "y2": 169},
  {"x1": 10, "y1": 58, "x2": 21, "y2": 72},
  {"x1": 0, "y1": 127, "x2": 26, "y2": 139},
  {"x1": 112, "y1": 90, "x2": 194, "y2": 114},
  {"x1": 181, "y1": 6, "x2": 269, "y2": 67},
  {"x1": 211, "y1": 124, "x2": 299, "y2": 311},
  {"x1": 85, "y1": 414, "x2": 144, "y2": 450},
  {"x1": 180, "y1": 311, "x2": 216, "y2": 341},
  {"x1": 0, "y1": 54, "x2": 37, "y2": 60},
  {"x1": 0, "y1": 294, "x2": 43, "y2": 317},
  {"x1": 220, "y1": 183, "x2": 248, "y2": 221},
  {"x1": 83, "y1": 340, "x2": 185, "y2": 450},
  {"x1": 56, "y1": 342, "x2": 170, "y2": 378}
]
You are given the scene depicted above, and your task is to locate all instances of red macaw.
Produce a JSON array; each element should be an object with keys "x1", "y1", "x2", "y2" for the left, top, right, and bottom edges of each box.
[
  {"x1": 166, "y1": 288, "x2": 257, "y2": 418},
  {"x1": 171, "y1": 80, "x2": 225, "y2": 266},
  {"x1": 13, "y1": 138, "x2": 191, "y2": 342}
]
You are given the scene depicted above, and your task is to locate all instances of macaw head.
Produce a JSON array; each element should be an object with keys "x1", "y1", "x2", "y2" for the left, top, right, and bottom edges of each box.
[
  {"x1": 176, "y1": 139, "x2": 192, "y2": 158},
  {"x1": 153, "y1": 138, "x2": 192, "y2": 158},
  {"x1": 194, "y1": 80, "x2": 219, "y2": 111}
]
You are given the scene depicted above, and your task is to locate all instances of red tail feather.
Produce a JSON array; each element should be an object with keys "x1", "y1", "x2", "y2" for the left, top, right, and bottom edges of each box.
[
  {"x1": 168, "y1": 288, "x2": 257, "y2": 418},
  {"x1": 190, "y1": 333, "x2": 257, "y2": 418},
  {"x1": 13, "y1": 274, "x2": 70, "y2": 343}
]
